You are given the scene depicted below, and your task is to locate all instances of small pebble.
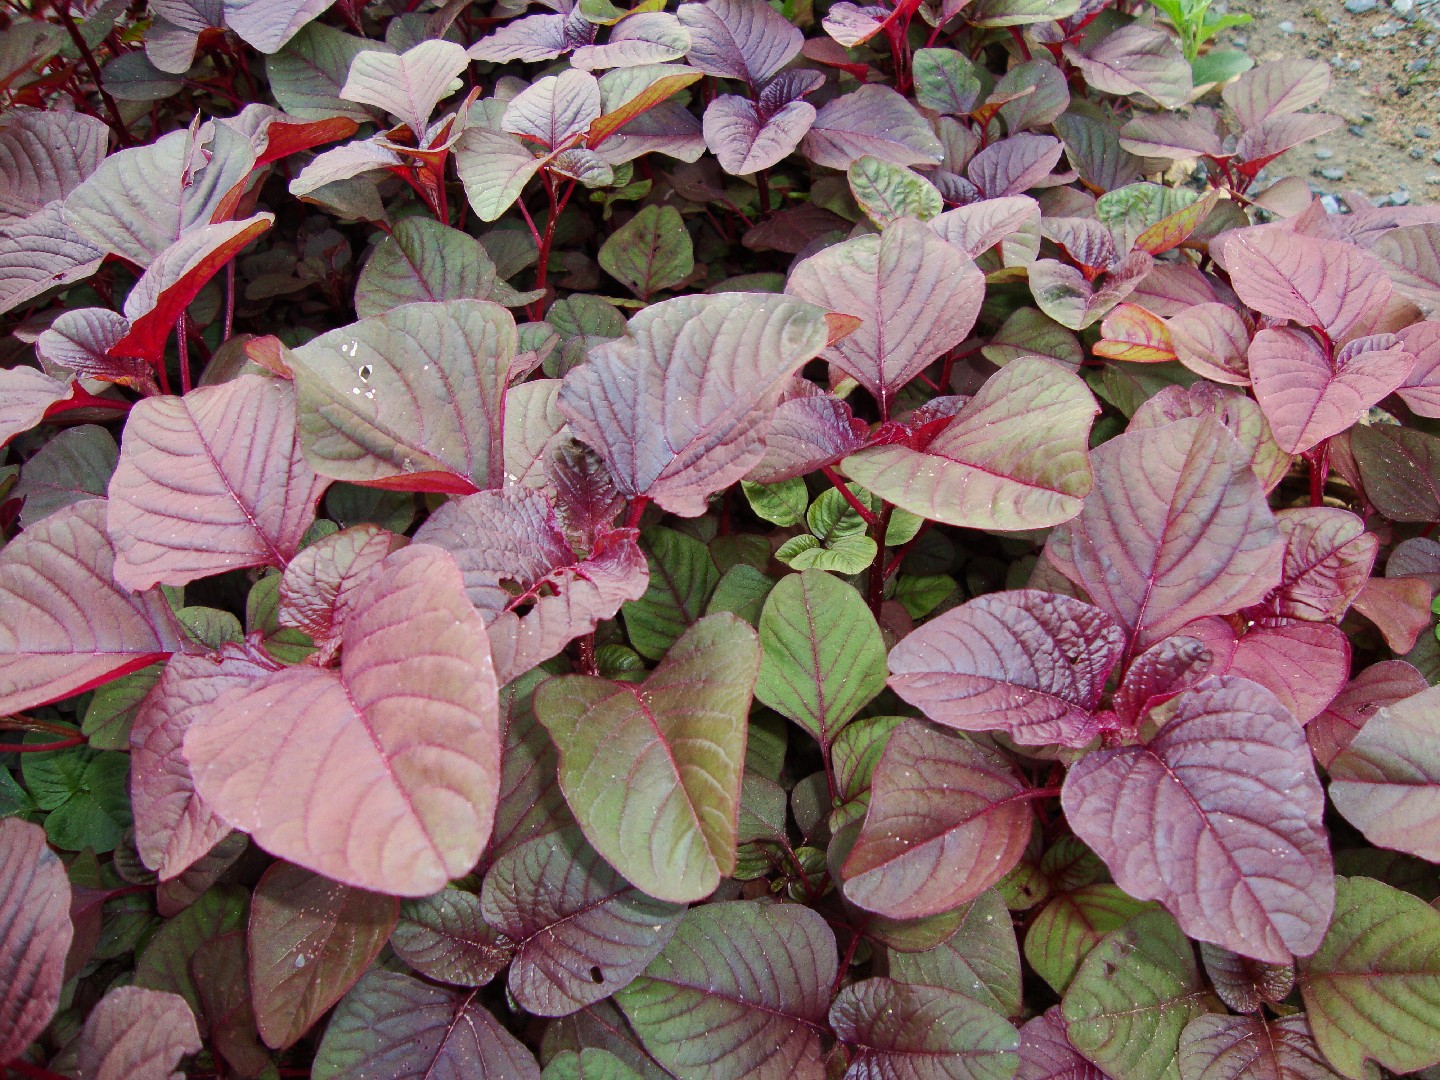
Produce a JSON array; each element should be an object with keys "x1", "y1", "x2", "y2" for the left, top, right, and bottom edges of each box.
[
  {"x1": 1392, "y1": 189, "x2": 1412, "y2": 205},
  {"x1": 1361, "y1": 111, "x2": 1376, "y2": 121},
  {"x1": 1346, "y1": 0, "x2": 1378, "y2": 10},
  {"x1": 1372, "y1": 20, "x2": 1399, "y2": 35},
  {"x1": 1230, "y1": 34, "x2": 1248, "y2": 46},
  {"x1": 1418, "y1": 125, "x2": 1436, "y2": 138},
  {"x1": 1408, "y1": 59, "x2": 1432, "y2": 72},
  {"x1": 1315, "y1": 146, "x2": 1336, "y2": 159},
  {"x1": 1321, "y1": 194, "x2": 1343, "y2": 213},
  {"x1": 1349, "y1": 124, "x2": 1368, "y2": 136},
  {"x1": 1393, "y1": 0, "x2": 1415, "y2": 15},
  {"x1": 1428, "y1": 174, "x2": 1440, "y2": 184},
  {"x1": 1278, "y1": 19, "x2": 1296, "y2": 32},
  {"x1": 1432, "y1": 148, "x2": 1440, "y2": 162},
  {"x1": 1347, "y1": 58, "x2": 1363, "y2": 71},
  {"x1": 1320, "y1": 166, "x2": 1348, "y2": 180},
  {"x1": 1411, "y1": 145, "x2": 1426, "y2": 158}
]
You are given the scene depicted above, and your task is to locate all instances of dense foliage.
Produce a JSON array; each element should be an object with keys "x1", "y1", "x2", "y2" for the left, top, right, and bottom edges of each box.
[{"x1": 5, "y1": 0, "x2": 1440, "y2": 1076}]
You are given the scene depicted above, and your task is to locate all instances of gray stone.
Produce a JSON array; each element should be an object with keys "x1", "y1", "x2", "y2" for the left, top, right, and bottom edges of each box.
[
  {"x1": 1346, "y1": 0, "x2": 1377, "y2": 10},
  {"x1": 1417, "y1": 125, "x2": 1435, "y2": 137},
  {"x1": 1230, "y1": 34, "x2": 1248, "y2": 46},
  {"x1": 1321, "y1": 194, "x2": 1343, "y2": 213},
  {"x1": 1349, "y1": 124, "x2": 1368, "y2": 136},
  {"x1": 1428, "y1": 174, "x2": 1440, "y2": 184},
  {"x1": 1278, "y1": 19, "x2": 1296, "y2": 32},
  {"x1": 1412, "y1": 145, "x2": 1427, "y2": 158},
  {"x1": 1320, "y1": 166, "x2": 1347, "y2": 180},
  {"x1": 1409, "y1": 59, "x2": 1433, "y2": 73},
  {"x1": 1393, "y1": 0, "x2": 1415, "y2": 15},
  {"x1": 1372, "y1": 20, "x2": 1400, "y2": 35},
  {"x1": 1433, "y1": 148, "x2": 1440, "y2": 162},
  {"x1": 1361, "y1": 111, "x2": 1377, "y2": 121},
  {"x1": 1314, "y1": 146, "x2": 1336, "y2": 159},
  {"x1": 1347, "y1": 58, "x2": 1363, "y2": 71},
  {"x1": 1392, "y1": 189, "x2": 1412, "y2": 205}
]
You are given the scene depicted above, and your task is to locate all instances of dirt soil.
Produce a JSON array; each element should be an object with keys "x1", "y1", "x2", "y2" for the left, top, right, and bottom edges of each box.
[{"x1": 1223, "y1": 0, "x2": 1440, "y2": 203}]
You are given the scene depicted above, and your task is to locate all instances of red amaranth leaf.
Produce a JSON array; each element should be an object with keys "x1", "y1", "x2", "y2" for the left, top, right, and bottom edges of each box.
[
  {"x1": 0, "y1": 818, "x2": 73, "y2": 1066},
  {"x1": 1221, "y1": 621, "x2": 1350, "y2": 724},
  {"x1": 1063, "y1": 677, "x2": 1334, "y2": 963},
  {"x1": 1168, "y1": 303, "x2": 1252, "y2": 386},
  {"x1": 1178, "y1": 1014, "x2": 1343, "y2": 1080},
  {"x1": 107, "y1": 374, "x2": 327, "y2": 591},
  {"x1": 678, "y1": 0, "x2": 802, "y2": 86},
  {"x1": 1309, "y1": 660, "x2": 1428, "y2": 768},
  {"x1": 842, "y1": 721, "x2": 1033, "y2": 920},
  {"x1": 0, "y1": 500, "x2": 188, "y2": 715},
  {"x1": 1016, "y1": 1009, "x2": 1107, "y2": 1080},
  {"x1": 1260, "y1": 507, "x2": 1377, "y2": 622},
  {"x1": 277, "y1": 524, "x2": 407, "y2": 662},
  {"x1": 0, "y1": 108, "x2": 108, "y2": 224},
  {"x1": 0, "y1": 365, "x2": 73, "y2": 446},
  {"x1": 35, "y1": 309, "x2": 155, "y2": 393},
  {"x1": 74, "y1": 986, "x2": 202, "y2": 1080},
  {"x1": 0, "y1": 202, "x2": 106, "y2": 317},
  {"x1": 183, "y1": 545, "x2": 501, "y2": 895},
  {"x1": 745, "y1": 379, "x2": 869, "y2": 484},
  {"x1": 887, "y1": 590, "x2": 1124, "y2": 748}
]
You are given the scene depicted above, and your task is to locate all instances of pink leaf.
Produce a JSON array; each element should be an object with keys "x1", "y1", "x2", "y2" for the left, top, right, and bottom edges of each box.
[
  {"x1": 968, "y1": 133, "x2": 1065, "y2": 198},
  {"x1": 1222, "y1": 58, "x2": 1331, "y2": 129},
  {"x1": 842, "y1": 720, "x2": 1032, "y2": 920},
  {"x1": 1350, "y1": 574, "x2": 1436, "y2": 653},
  {"x1": 74, "y1": 986, "x2": 202, "y2": 1080},
  {"x1": 1063, "y1": 677, "x2": 1333, "y2": 962},
  {"x1": 1222, "y1": 621, "x2": 1350, "y2": 724},
  {"x1": 339, "y1": 40, "x2": 469, "y2": 137},
  {"x1": 277, "y1": 524, "x2": 407, "y2": 662},
  {"x1": 1168, "y1": 302, "x2": 1252, "y2": 386},
  {"x1": 1129, "y1": 382, "x2": 1291, "y2": 495},
  {"x1": 800, "y1": 84, "x2": 943, "y2": 170},
  {"x1": 1259, "y1": 507, "x2": 1377, "y2": 622},
  {"x1": 1178, "y1": 1014, "x2": 1344, "y2": 1080},
  {"x1": 1249, "y1": 328, "x2": 1413, "y2": 455},
  {"x1": 930, "y1": 195, "x2": 1041, "y2": 261},
  {"x1": 887, "y1": 590, "x2": 1125, "y2": 747},
  {"x1": 1049, "y1": 416, "x2": 1283, "y2": 653},
  {"x1": 183, "y1": 545, "x2": 501, "y2": 895},
  {"x1": 1395, "y1": 320, "x2": 1440, "y2": 417},
  {"x1": 1309, "y1": 660, "x2": 1427, "y2": 768},
  {"x1": 702, "y1": 95, "x2": 815, "y2": 175},
  {"x1": 0, "y1": 364, "x2": 73, "y2": 446},
  {"x1": 1017, "y1": 1009, "x2": 1107, "y2": 1080},
  {"x1": 1111, "y1": 634, "x2": 1216, "y2": 725},
  {"x1": 1064, "y1": 26, "x2": 1191, "y2": 108},
  {"x1": 107, "y1": 375, "x2": 327, "y2": 590},
  {"x1": 0, "y1": 107, "x2": 108, "y2": 224},
  {"x1": 829, "y1": 977, "x2": 1020, "y2": 1075},
  {"x1": 745, "y1": 379, "x2": 869, "y2": 484},
  {"x1": 1375, "y1": 222, "x2": 1440, "y2": 310},
  {"x1": 504, "y1": 69, "x2": 602, "y2": 150},
  {"x1": 0, "y1": 201, "x2": 105, "y2": 316},
  {"x1": 131, "y1": 648, "x2": 279, "y2": 880},
  {"x1": 678, "y1": 0, "x2": 802, "y2": 85},
  {"x1": 0, "y1": 500, "x2": 188, "y2": 715},
  {"x1": 0, "y1": 818, "x2": 72, "y2": 1066},
  {"x1": 36, "y1": 309, "x2": 156, "y2": 393}
]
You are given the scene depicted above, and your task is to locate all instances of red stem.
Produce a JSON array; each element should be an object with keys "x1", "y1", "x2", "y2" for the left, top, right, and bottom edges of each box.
[
  {"x1": 624, "y1": 496, "x2": 650, "y2": 530},
  {"x1": 8, "y1": 1061, "x2": 74, "y2": 1080},
  {"x1": 1308, "y1": 438, "x2": 1330, "y2": 508},
  {"x1": 176, "y1": 313, "x2": 192, "y2": 394},
  {"x1": 756, "y1": 169, "x2": 771, "y2": 215},
  {"x1": 821, "y1": 467, "x2": 878, "y2": 526},
  {"x1": 865, "y1": 502, "x2": 893, "y2": 619},
  {"x1": 2, "y1": 735, "x2": 87, "y2": 753},
  {"x1": 576, "y1": 633, "x2": 598, "y2": 676},
  {"x1": 831, "y1": 921, "x2": 868, "y2": 996},
  {"x1": 223, "y1": 261, "x2": 236, "y2": 342},
  {"x1": 47, "y1": 0, "x2": 131, "y2": 146},
  {"x1": 883, "y1": 520, "x2": 934, "y2": 580}
]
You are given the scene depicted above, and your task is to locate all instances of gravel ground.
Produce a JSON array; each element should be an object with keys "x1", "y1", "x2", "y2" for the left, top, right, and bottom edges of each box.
[{"x1": 1222, "y1": 0, "x2": 1440, "y2": 205}]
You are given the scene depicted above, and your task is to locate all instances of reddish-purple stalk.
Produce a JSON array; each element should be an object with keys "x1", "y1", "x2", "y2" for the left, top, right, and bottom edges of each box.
[
  {"x1": 8, "y1": 1060, "x2": 74, "y2": 1080},
  {"x1": 831, "y1": 920, "x2": 868, "y2": 995},
  {"x1": 524, "y1": 172, "x2": 579, "y2": 320},
  {"x1": 1308, "y1": 438, "x2": 1331, "y2": 508},
  {"x1": 623, "y1": 496, "x2": 650, "y2": 530},
  {"x1": 576, "y1": 632, "x2": 598, "y2": 676},
  {"x1": 883, "y1": 520, "x2": 934, "y2": 580},
  {"x1": 865, "y1": 502, "x2": 894, "y2": 619},
  {"x1": 2, "y1": 736, "x2": 88, "y2": 753},
  {"x1": 176, "y1": 313, "x2": 192, "y2": 395},
  {"x1": 47, "y1": 0, "x2": 132, "y2": 146},
  {"x1": 821, "y1": 467, "x2": 879, "y2": 526}
]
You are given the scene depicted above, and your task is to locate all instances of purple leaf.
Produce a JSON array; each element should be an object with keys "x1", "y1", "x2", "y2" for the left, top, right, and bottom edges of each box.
[
  {"x1": 13, "y1": 425, "x2": 118, "y2": 527},
  {"x1": 1064, "y1": 26, "x2": 1191, "y2": 108},
  {"x1": 340, "y1": 40, "x2": 468, "y2": 136},
  {"x1": 1039, "y1": 217, "x2": 1118, "y2": 276},
  {"x1": 74, "y1": 987, "x2": 202, "y2": 1080},
  {"x1": 800, "y1": 85, "x2": 944, "y2": 170},
  {"x1": 968, "y1": 133, "x2": 1065, "y2": 199},
  {"x1": 1330, "y1": 684, "x2": 1440, "y2": 863},
  {"x1": 1220, "y1": 621, "x2": 1351, "y2": 725},
  {"x1": 289, "y1": 299, "x2": 520, "y2": 493},
  {"x1": 996, "y1": 59, "x2": 1070, "y2": 133},
  {"x1": 0, "y1": 818, "x2": 72, "y2": 1066},
  {"x1": 1222, "y1": 58, "x2": 1330, "y2": 129},
  {"x1": 1198, "y1": 942, "x2": 1295, "y2": 1014},
  {"x1": 1119, "y1": 109, "x2": 1226, "y2": 160},
  {"x1": 821, "y1": 3, "x2": 887, "y2": 47},
  {"x1": 1375, "y1": 222, "x2": 1440, "y2": 310},
  {"x1": 887, "y1": 590, "x2": 1124, "y2": 748},
  {"x1": 183, "y1": 545, "x2": 501, "y2": 896},
  {"x1": 35, "y1": 309, "x2": 155, "y2": 394},
  {"x1": 413, "y1": 486, "x2": 648, "y2": 685},
  {"x1": 703, "y1": 95, "x2": 815, "y2": 175},
  {"x1": 745, "y1": 379, "x2": 869, "y2": 483},
  {"x1": 1063, "y1": 677, "x2": 1333, "y2": 962},
  {"x1": 678, "y1": 0, "x2": 801, "y2": 85},
  {"x1": 487, "y1": 669, "x2": 572, "y2": 870},
  {"x1": 545, "y1": 438, "x2": 625, "y2": 552},
  {"x1": 615, "y1": 901, "x2": 836, "y2": 1079},
  {"x1": 572, "y1": 13, "x2": 691, "y2": 70},
  {"x1": 314, "y1": 969, "x2": 540, "y2": 1079},
  {"x1": 0, "y1": 500, "x2": 187, "y2": 716},
  {"x1": 842, "y1": 721, "x2": 1033, "y2": 920},
  {"x1": 222, "y1": 0, "x2": 339, "y2": 55},
  {"x1": 1168, "y1": 302, "x2": 1252, "y2": 386},
  {"x1": 504, "y1": 69, "x2": 602, "y2": 150},
  {"x1": 1178, "y1": 1014, "x2": 1344, "y2": 1080},
  {"x1": 787, "y1": 217, "x2": 983, "y2": 416},
  {"x1": 534, "y1": 613, "x2": 759, "y2": 903},
  {"x1": 1234, "y1": 113, "x2": 1343, "y2": 169},
  {"x1": 1016, "y1": 1009, "x2": 1106, "y2": 1080},
  {"x1": 0, "y1": 107, "x2": 108, "y2": 224},
  {"x1": 0, "y1": 365, "x2": 73, "y2": 446},
  {"x1": 1129, "y1": 382, "x2": 1291, "y2": 495},
  {"x1": 107, "y1": 374, "x2": 326, "y2": 591},
  {"x1": 843, "y1": 358, "x2": 1096, "y2": 530},
  {"x1": 0, "y1": 201, "x2": 105, "y2": 316},
  {"x1": 1216, "y1": 227, "x2": 1393, "y2": 341},
  {"x1": 1309, "y1": 660, "x2": 1427, "y2": 768},
  {"x1": 1048, "y1": 416, "x2": 1283, "y2": 653},
  {"x1": 1259, "y1": 507, "x2": 1377, "y2": 622},
  {"x1": 1396, "y1": 320, "x2": 1440, "y2": 416},
  {"x1": 830, "y1": 977, "x2": 1020, "y2": 1078},
  {"x1": 390, "y1": 889, "x2": 514, "y2": 988},
  {"x1": 130, "y1": 648, "x2": 277, "y2": 880},
  {"x1": 1028, "y1": 250, "x2": 1153, "y2": 331},
  {"x1": 481, "y1": 825, "x2": 684, "y2": 1016},
  {"x1": 468, "y1": 11, "x2": 594, "y2": 64},
  {"x1": 557, "y1": 293, "x2": 830, "y2": 516},
  {"x1": 1112, "y1": 635, "x2": 1216, "y2": 726},
  {"x1": 248, "y1": 860, "x2": 398, "y2": 1050},
  {"x1": 277, "y1": 523, "x2": 407, "y2": 663},
  {"x1": 930, "y1": 196, "x2": 1041, "y2": 261}
]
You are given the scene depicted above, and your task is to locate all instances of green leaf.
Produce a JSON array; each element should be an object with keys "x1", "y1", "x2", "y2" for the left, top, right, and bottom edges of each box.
[
  {"x1": 616, "y1": 901, "x2": 836, "y2": 1077},
  {"x1": 0, "y1": 767, "x2": 40, "y2": 819},
  {"x1": 535, "y1": 614, "x2": 760, "y2": 903},
  {"x1": 887, "y1": 889, "x2": 1022, "y2": 1016},
  {"x1": 598, "y1": 205, "x2": 694, "y2": 299},
  {"x1": 741, "y1": 477, "x2": 808, "y2": 527},
  {"x1": 1189, "y1": 48, "x2": 1253, "y2": 87},
  {"x1": 1299, "y1": 876, "x2": 1440, "y2": 1078},
  {"x1": 21, "y1": 740, "x2": 130, "y2": 852},
  {"x1": 848, "y1": 156, "x2": 943, "y2": 228},
  {"x1": 542, "y1": 1049, "x2": 644, "y2": 1080},
  {"x1": 134, "y1": 885, "x2": 249, "y2": 1014},
  {"x1": 81, "y1": 662, "x2": 163, "y2": 750},
  {"x1": 755, "y1": 569, "x2": 886, "y2": 748},
  {"x1": 175, "y1": 605, "x2": 244, "y2": 649},
  {"x1": 775, "y1": 532, "x2": 877, "y2": 575},
  {"x1": 912, "y1": 48, "x2": 983, "y2": 115},
  {"x1": 891, "y1": 573, "x2": 957, "y2": 618},
  {"x1": 354, "y1": 216, "x2": 502, "y2": 318},
  {"x1": 622, "y1": 525, "x2": 720, "y2": 660},
  {"x1": 830, "y1": 977, "x2": 1019, "y2": 1078},
  {"x1": 1062, "y1": 908, "x2": 1213, "y2": 1080},
  {"x1": 1025, "y1": 884, "x2": 1157, "y2": 995},
  {"x1": 705, "y1": 563, "x2": 775, "y2": 626}
]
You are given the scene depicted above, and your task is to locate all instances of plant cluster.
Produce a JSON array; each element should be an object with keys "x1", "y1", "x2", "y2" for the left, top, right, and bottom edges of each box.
[{"x1": 5, "y1": 0, "x2": 1440, "y2": 1076}]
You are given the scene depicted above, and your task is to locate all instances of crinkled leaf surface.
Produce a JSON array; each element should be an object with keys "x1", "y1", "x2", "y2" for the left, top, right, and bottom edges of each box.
[
  {"x1": 481, "y1": 825, "x2": 685, "y2": 1016},
  {"x1": 339, "y1": 39, "x2": 468, "y2": 135},
  {"x1": 842, "y1": 357, "x2": 1096, "y2": 530},
  {"x1": 390, "y1": 889, "x2": 513, "y2": 988},
  {"x1": 107, "y1": 374, "x2": 327, "y2": 591},
  {"x1": 558, "y1": 292, "x2": 830, "y2": 515},
  {"x1": 1016, "y1": 1009, "x2": 1107, "y2": 1080},
  {"x1": 248, "y1": 860, "x2": 398, "y2": 1050},
  {"x1": 800, "y1": 84, "x2": 943, "y2": 170},
  {"x1": 843, "y1": 721, "x2": 1032, "y2": 920},
  {"x1": 13, "y1": 425, "x2": 118, "y2": 527},
  {"x1": 0, "y1": 818, "x2": 72, "y2": 1066},
  {"x1": 277, "y1": 523, "x2": 406, "y2": 661},
  {"x1": 1375, "y1": 222, "x2": 1440, "y2": 310},
  {"x1": 1261, "y1": 507, "x2": 1377, "y2": 622},
  {"x1": 0, "y1": 201, "x2": 105, "y2": 317},
  {"x1": 0, "y1": 108, "x2": 108, "y2": 223},
  {"x1": 887, "y1": 590, "x2": 1124, "y2": 748},
  {"x1": 0, "y1": 365, "x2": 73, "y2": 446},
  {"x1": 1049, "y1": 416, "x2": 1283, "y2": 653},
  {"x1": 1025, "y1": 884, "x2": 1156, "y2": 996},
  {"x1": 289, "y1": 299, "x2": 518, "y2": 492},
  {"x1": 183, "y1": 545, "x2": 501, "y2": 895},
  {"x1": 535, "y1": 613, "x2": 759, "y2": 903},
  {"x1": 678, "y1": 0, "x2": 801, "y2": 85},
  {"x1": 74, "y1": 986, "x2": 202, "y2": 1080},
  {"x1": 703, "y1": 95, "x2": 815, "y2": 175},
  {"x1": 616, "y1": 900, "x2": 836, "y2": 1079},
  {"x1": 354, "y1": 216, "x2": 502, "y2": 317},
  {"x1": 1063, "y1": 677, "x2": 1334, "y2": 963},
  {"x1": 505, "y1": 68, "x2": 602, "y2": 149},
  {"x1": 0, "y1": 500, "x2": 188, "y2": 715},
  {"x1": 1064, "y1": 26, "x2": 1191, "y2": 108},
  {"x1": 1177, "y1": 1013, "x2": 1342, "y2": 1080}
]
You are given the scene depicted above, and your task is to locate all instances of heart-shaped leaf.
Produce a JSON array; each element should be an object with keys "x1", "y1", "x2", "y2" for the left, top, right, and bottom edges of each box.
[
  {"x1": 107, "y1": 374, "x2": 327, "y2": 591},
  {"x1": 289, "y1": 299, "x2": 519, "y2": 493},
  {"x1": 481, "y1": 825, "x2": 685, "y2": 1015},
  {"x1": 1049, "y1": 416, "x2": 1283, "y2": 653},
  {"x1": 340, "y1": 40, "x2": 469, "y2": 136},
  {"x1": 1168, "y1": 303, "x2": 1252, "y2": 386},
  {"x1": 558, "y1": 293, "x2": 830, "y2": 516},
  {"x1": 313, "y1": 969, "x2": 540, "y2": 1078},
  {"x1": 1063, "y1": 26, "x2": 1191, "y2": 109},
  {"x1": 597, "y1": 204, "x2": 694, "y2": 298},
  {"x1": 1177, "y1": 1014, "x2": 1343, "y2": 1080},
  {"x1": 616, "y1": 901, "x2": 836, "y2": 1078},
  {"x1": 843, "y1": 721, "x2": 1033, "y2": 920},
  {"x1": 755, "y1": 568, "x2": 886, "y2": 748},
  {"x1": 787, "y1": 217, "x2": 982, "y2": 417},
  {"x1": 678, "y1": 0, "x2": 801, "y2": 86},
  {"x1": 703, "y1": 95, "x2": 815, "y2": 175},
  {"x1": 1223, "y1": 58, "x2": 1330, "y2": 128},
  {"x1": 249, "y1": 861, "x2": 398, "y2": 1050},
  {"x1": 184, "y1": 545, "x2": 501, "y2": 896},
  {"x1": 800, "y1": 84, "x2": 944, "y2": 170},
  {"x1": 0, "y1": 818, "x2": 73, "y2": 1066},
  {"x1": 353, "y1": 216, "x2": 504, "y2": 317},
  {"x1": 1260, "y1": 507, "x2": 1376, "y2": 622},
  {"x1": 888, "y1": 590, "x2": 1125, "y2": 748},
  {"x1": 390, "y1": 889, "x2": 513, "y2": 988},
  {"x1": 277, "y1": 524, "x2": 406, "y2": 662},
  {"x1": 73, "y1": 987, "x2": 202, "y2": 1080},
  {"x1": 535, "y1": 613, "x2": 759, "y2": 903},
  {"x1": 1063, "y1": 677, "x2": 1334, "y2": 963},
  {"x1": 842, "y1": 357, "x2": 1096, "y2": 530},
  {"x1": 1025, "y1": 884, "x2": 1156, "y2": 996},
  {"x1": 505, "y1": 69, "x2": 602, "y2": 150},
  {"x1": 0, "y1": 500, "x2": 188, "y2": 715}
]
